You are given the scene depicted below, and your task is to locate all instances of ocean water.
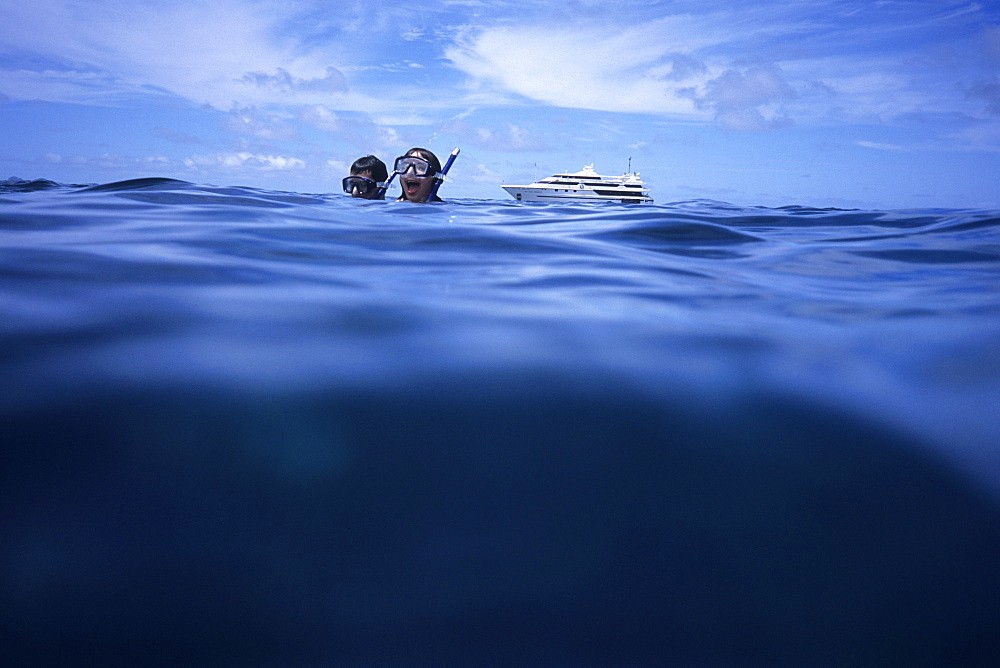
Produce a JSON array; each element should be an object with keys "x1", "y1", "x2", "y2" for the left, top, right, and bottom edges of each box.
[{"x1": 3, "y1": 176, "x2": 1000, "y2": 663}]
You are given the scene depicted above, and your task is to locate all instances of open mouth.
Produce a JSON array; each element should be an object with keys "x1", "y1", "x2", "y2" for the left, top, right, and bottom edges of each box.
[{"x1": 402, "y1": 177, "x2": 422, "y2": 198}]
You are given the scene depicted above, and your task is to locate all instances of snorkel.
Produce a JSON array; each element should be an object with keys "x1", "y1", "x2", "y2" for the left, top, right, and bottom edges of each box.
[
  {"x1": 375, "y1": 171, "x2": 398, "y2": 199},
  {"x1": 428, "y1": 147, "x2": 460, "y2": 201}
]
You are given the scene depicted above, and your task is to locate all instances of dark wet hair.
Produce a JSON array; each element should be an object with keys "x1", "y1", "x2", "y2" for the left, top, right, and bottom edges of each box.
[
  {"x1": 350, "y1": 155, "x2": 388, "y2": 183},
  {"x1": 403, "y1": 148, "x2": 441, "y2": 177}
]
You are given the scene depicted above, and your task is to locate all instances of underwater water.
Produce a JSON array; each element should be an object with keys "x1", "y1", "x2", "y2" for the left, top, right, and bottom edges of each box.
[{"x1": 3, "y1": 177, "x2": 1000, "y2": 663}]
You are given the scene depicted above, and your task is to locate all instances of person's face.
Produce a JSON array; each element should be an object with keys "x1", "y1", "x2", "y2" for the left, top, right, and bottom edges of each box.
[
  {"x1": 348, "y1": 170, "x2": 384, "y2": 200},
  {"x1": 397, "y1": 157, "x2": 437, "y2": 202}
]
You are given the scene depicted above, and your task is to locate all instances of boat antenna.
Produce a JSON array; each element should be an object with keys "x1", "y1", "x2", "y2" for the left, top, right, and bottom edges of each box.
[
  {"x1": 628, "y1": 156, "x2": 632, "y2": 174},
  {"x1": 429, "y1": 147, "x2": 460, "y2": 200}
]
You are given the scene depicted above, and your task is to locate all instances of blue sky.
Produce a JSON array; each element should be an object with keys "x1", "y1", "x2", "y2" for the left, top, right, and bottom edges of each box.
[{"x1": 2, "y1": 0, "x2": 1000, "y2": 208}]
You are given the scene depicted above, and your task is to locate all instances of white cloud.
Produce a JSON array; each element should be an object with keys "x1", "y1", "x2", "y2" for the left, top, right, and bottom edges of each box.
[
  {"x1": 0, "y1": 0, "x2": 361, "y2": 109},
  {"x1": 811, "y1": 69, "x2": 934, "y2": 121},
  {"x1": 227, "y1": 105, "x2": 298, "y2": 141},
  {"x1": 325, "y1": 158, "x2": 351, "y2": 174},
  {"x1": 4, "y1": 0, "x2": 999, "y2": 147},
  {"x1": 0, "y1": 66, "x2": 164, "y2": 105},
  {"x1": 471, "y1": 123, "x2": 546, "y2": 151},
  {"x1": 441, "y1": 12, "x2": 867, "y2": 126},
  {"x1": 445, "y1": 19, "x2": 713, "y2": 116},
  {"x1": 298, "y1": 105, "x2": 402, "y2": 153},
  {"x1": 39, "y1": 151, "x2": 172, "y2": 170},
  {"x1": 698, "y1": 66, "x2": 794, "y2": 111},
  {"x1": 378, "y1": 126, "x2": 402, "y2": 146},
  {"x1": 857, "y1": 140, "x2": 908, "y2": 151},
  {"x1": 184, "y1": 152, "x2": 306, "y2": 171},
  {"x1": 241, "y1": 67, "x2": 347, "y2": 94},
  {"x1": 445, "y1": 21, "x2": 809, "y2": 129},
  {"x1": 301, "y1": 105, "x2": 341, "y2": 132},
  {"x1": 693, "y1": 65, "x2": 795, "y2": 130},
  {"x1": 443, "y1": 5, "x2": 1000, "y2": 128}
]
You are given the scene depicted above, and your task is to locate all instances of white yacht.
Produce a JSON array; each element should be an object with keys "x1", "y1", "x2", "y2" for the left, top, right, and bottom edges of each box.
[{"x1": 502, "y1": 164, "x2": 653, "y2": 203}]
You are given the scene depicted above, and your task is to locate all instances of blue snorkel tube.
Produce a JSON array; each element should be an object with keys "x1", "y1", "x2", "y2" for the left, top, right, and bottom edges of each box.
[
  {"x1": 375, "y1": 171, "x2": 397, "y2": 200},
  {"x1": 429, "y1": 147, "x2": 460, "y2": 201}
]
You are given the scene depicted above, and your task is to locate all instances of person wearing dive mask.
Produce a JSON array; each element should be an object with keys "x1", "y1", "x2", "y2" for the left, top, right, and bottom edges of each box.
[
  {"x1": 395, "y1": 148, "x2": 443, "y2": 203},
  {"x1": 342, "y1": 155, "x2": 388, "y2": 200}
]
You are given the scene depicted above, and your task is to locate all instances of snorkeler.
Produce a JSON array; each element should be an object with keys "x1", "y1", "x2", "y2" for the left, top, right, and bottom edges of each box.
[
  {"x1": 342, "y1": 155, "x2": 388, "y2": 200},
  {"x1": 394, "y1": 148, "x2": 444, "y2": 203}
]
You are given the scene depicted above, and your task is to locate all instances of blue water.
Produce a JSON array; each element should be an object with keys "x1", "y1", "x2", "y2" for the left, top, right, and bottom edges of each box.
[{"x1": 3, "y1": 176, "x2": 1000, "y2": 663}]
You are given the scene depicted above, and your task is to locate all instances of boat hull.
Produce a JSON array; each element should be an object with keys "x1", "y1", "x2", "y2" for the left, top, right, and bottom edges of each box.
[{"x1": 502, "y1": 185, "x2": 652, "y2": 204}]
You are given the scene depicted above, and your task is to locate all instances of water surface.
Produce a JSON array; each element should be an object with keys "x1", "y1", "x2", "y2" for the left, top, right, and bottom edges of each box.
[{"x1": 3, "y1": 177, "x2": 1000, "y2": 663}]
